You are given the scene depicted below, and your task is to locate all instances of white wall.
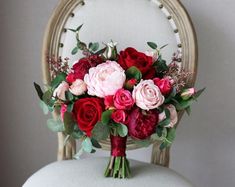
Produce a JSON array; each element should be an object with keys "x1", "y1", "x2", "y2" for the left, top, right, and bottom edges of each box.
[{"x1": 0, "y1": 0, "x2": 235, "y2": 187}]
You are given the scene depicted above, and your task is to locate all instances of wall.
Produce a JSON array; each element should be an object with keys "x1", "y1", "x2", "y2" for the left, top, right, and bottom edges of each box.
[{"x1": 0, "y1": 0, "x2": 235, "y2": 186}]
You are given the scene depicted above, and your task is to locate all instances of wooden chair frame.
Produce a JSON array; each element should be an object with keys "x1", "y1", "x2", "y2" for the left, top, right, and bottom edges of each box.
[{"x1": 41, "y1": 0, "x2": 198, "y2": 167}]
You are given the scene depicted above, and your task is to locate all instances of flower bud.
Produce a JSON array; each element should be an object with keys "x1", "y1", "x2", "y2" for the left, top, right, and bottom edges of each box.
[
  {"x1": 181, "y1": 88, "x2": 195, "y2": 100},
  {"x1": 103, "y1": 41, "x2": 118, "y2": 60}
]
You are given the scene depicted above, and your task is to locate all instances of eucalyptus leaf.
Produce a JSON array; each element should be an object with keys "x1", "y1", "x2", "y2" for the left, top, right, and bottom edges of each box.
[
  {"x1": 147, "y1": 42, "x2": 158, "y2": 49},
  {"x1": 117, "y1": 123, "x2": 128, "y2": 137},
  {"x1": 101, "y1": 110, "x2": 113, "y2": 125},
  {"x1": 73, "y1": 148, "x2": 84, "y2": 160},
  {"x1": 63, "y1": 112, "x2": 75, "y2": 135},
  {"x1": 90, "y1": 42, "x2": 99, "y2": 52},
  {"x1": 125, "y1": 66, "x2": 142, "y2": 81},
  {"x1": 71, "y1": 47, "x2": 78, "y2": 55},
  {"x1": 82, "y1": 137, "x2": 92, "y2": 153},
  {"x1": 39, "y1": 100, "x2": 49, "y2": 115},
  {"x1": 47, "y1": 118, "x2": 64, "y2": 132},
  {"x1": 92, "y1": 122, "x2": 110, "y2": 141},
  {"x1": 71, "y1": 130, "x2": 83, "y2": 139},
  {"x1": 34, "y1": 82, "x2": 43, "y2": 100},
  {"x1": 42, "y1": 90, "x2": 53, "y2": 106}
]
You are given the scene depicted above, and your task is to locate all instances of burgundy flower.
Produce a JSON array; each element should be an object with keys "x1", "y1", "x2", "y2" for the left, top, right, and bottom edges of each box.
[
  {"x1": 72, "y1": 55, "x2": 103, "y2": 80},
  {"x1": 127, "y1": 107, "x2": 159, "y2": 139}
]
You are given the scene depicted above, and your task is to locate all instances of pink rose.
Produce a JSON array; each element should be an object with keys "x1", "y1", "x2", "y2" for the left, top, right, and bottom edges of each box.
[
  {"x1": 159, "y1": 104, "x2": 178, "y2": 128},
  {"x1": 53, "y1": 81, "x2": 69, "y2": 100},
  {"x1": 132, "y1": 80, "x2": 165, "y2": 110},
  {"x1": 181, "y1": 88, "x2": 195, "y2": 100},
  {"x1": 114, "y1": 89, "x2": 134, "y2": 110},
  {"x1": 60, "y1": 104, "x2": 67, "y2": 121},
  {"x1": 153, "y1": 77, "x2": 172, "y2": 95},
  {"x1": 84, "y1": 61, "x2": 126, "y2": 98},
  {"x1": 111, "y1": 110, "x2": 127, "y2": 124},
  {"x1": 69, "y1": 79, "x2": 87, "y2": 96}
]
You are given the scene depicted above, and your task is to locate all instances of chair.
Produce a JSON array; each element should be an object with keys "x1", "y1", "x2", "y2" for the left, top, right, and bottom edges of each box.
[{"x1": 24, "y1": 0, "x2": 197, "y2": 186}]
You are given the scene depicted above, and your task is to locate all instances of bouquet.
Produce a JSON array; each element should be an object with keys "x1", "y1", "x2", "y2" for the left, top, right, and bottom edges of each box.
[{"x1": 34, "y1": 25, "x2": 204, "y2": 178}]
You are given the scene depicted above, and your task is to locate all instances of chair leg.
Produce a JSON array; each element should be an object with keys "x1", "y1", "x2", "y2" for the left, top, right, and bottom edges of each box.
[
  {"x1": 151, "y1": 142, "x2": 170, "y2": 167},
  {"x1": 57, "y1": 132, "x2": 76, "y2": 160}
]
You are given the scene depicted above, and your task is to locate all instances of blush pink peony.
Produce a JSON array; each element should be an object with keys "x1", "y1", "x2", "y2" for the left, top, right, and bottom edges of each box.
[
  {"x1": 132, "y1": 80, "x2": 164, "y2": 110},
  {"x1": 84, "y1": 61, "x2": 126, "y2": 98},
  {"x1": 69, "y1": 79, "x2": 87, "y2": 96}
]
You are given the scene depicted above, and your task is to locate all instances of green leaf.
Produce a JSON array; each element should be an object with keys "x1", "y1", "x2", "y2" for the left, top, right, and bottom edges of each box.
[
  {"x1": 67, "y1": 28, "x2": 77, "y2": 33},
  {"x1": 160, "y1": 142, "x2": 167, "y2": 150},
  {"x1": 76, "y1": 24, "x2": 83, "y2": 32},
  {"x1": 185, "y1": 106, "x2": 191, "y2": 116},
  {"x1": 91, "y1": 138, "x2": 102, "y2": 148},
  {"x1": 39, "y1": 100, "x2": 49, "y2": 115},
  {"x1": 42, "y1": 90, "x2": 53, "y2": 106},
  {"x1": 147, "y1": 42, "x2": 158, "y2": 49},
  {"x1": 125, "y1": 66, "x2": 142, "y2": 81},
  {"x1": 95, "y1": 47, "x2": 107, "y2": 55},
  {"x1": 63, "y1": 112, "x2": 75, "y2": 135},
  {"x1": 67, "y1": 103, "x2": 74, "y2": 112},
  {"x1": 117, "y1": 123, "x2": 128, "y2": 137},
  {"x1": 193, "y1": 87, "x2": 206, "y2": 99},
  {"x1": 71, "y1": 46, "x2": 78, "y2": 55},
  {"x1": 158, "y1": 108, "x2": 171, "y2": 127},
  {"x1": 101, "y1": 110, "x2": 113, "y2": 125},
  {"x1": 34, "y1": 82, "x2": 43, "y2": 100},
  {"x1": 47, "y1": 118, "x2": 64, "y2": 132},
  {"x1": 151, "y1": 128, "x2": 167, "y2": 141},
  {"x1": 89, "y1": 42, "x2": 99, "y2": 52},
  {"x1": 166, "y1": 128, "x2": 176, "y2": 143},
  {"x1": 92, "y1": 122, "x2": 110, "y2": 141},
  {"x1": 164, "y1": 88, "x2": 176, "y2": 103},
  {"x1": 71, "y1": 130, "x2": 83, "y2": 139},
  {"x1": 160, "y1": 44, "x2": 168, "y2": 49},
  {"x1": 65, "y1": 91, "x2": 74, "y2": 101},
  {"x1": 51, "y1": 73, "x2": 67, "y2": 89},
  {"x1": 82, "y1": 137, "x2": 92, "y2": 153},
  {"x1": 175, "y1": 99, "x2": 194, "y2": 111}
]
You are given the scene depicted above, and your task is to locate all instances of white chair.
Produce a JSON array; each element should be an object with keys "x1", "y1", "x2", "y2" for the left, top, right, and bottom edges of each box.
[{"x1": 24, "y1": 0, "x2": 198, "y2": 186}]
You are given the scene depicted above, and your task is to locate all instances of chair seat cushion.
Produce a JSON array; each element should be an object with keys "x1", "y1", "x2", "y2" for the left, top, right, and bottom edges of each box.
[{"x1": 23, "y1": 157, "x2": 193, "y2": 187}]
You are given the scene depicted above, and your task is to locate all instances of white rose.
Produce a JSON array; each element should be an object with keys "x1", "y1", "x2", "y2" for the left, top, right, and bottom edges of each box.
[
  {"x1": 69, "y1": 79, "x2": 87, "y2": 96},
  {"x1": 53, "y1": 81, "x2": 69, "y2": 100},
  {"x1": 132, "y1": 80, "x2": 165, "y2": 110}
]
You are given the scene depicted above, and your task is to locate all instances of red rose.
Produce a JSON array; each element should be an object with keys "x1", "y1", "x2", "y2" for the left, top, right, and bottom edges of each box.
[
  {"x1": 73, "y1": 55, "x2": 103, "y2": 80},
  {"x1": 118, "y1": 47, "x2": 153, "y2": 75},
  {"x1": 73, "y1": 98, "x2": 104, "y2": 137},
  {"x1": 143, "y1": 68, "x2": 156, "y2": 80},
  {"x1": 127, "y1": 108, "x2": 159, "y2": 140},
  {"x1": 153, "y1": 78, "x2": 172, "y2": 95},
  {"x1": 113, "y1": 89, "x2": 134, "y2": 110},
  {"x1": 111, "y1": 110, "x2": 127, "y2": 124}
]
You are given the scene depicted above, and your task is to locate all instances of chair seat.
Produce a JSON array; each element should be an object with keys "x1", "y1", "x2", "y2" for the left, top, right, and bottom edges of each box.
[{"x1": 23, "y1": 157, "x2": 193, "y2": 187}]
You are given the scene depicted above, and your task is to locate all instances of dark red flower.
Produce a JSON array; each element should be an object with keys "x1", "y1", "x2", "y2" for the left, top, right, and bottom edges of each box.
[
  {"x1": 72, "y1": 55, "x2": 103, "y2": 80},
  {"x1": 73, "y1": 98, "x2": 104, "y2": 137},
  {"x1": 118, "y1": 47, "x2": 153, "y2": 75},
  {"x1": 127, "y1": 108, "x2": 159, "y2": 140}
]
